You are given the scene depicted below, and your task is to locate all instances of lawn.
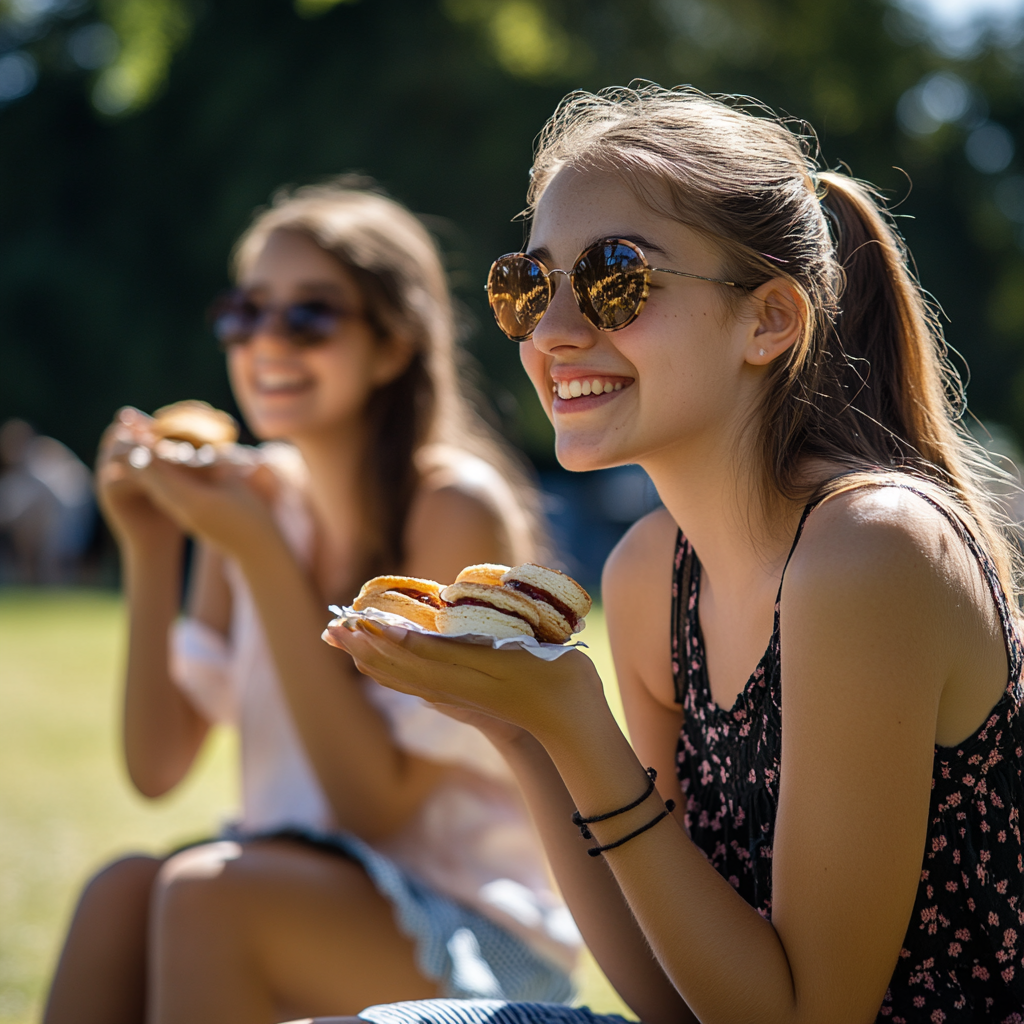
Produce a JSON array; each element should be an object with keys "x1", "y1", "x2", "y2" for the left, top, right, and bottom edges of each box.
[{"x1": 0, "y1": 589, "x2": 634, "y2": 1023}]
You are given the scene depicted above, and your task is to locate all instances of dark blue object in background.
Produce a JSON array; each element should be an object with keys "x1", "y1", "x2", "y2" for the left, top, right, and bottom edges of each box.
[{"x1": 539, "y1": 465, "x2": 662, "y2": 593}]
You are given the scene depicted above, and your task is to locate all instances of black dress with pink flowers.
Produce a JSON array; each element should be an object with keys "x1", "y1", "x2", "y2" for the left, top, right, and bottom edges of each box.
[{"x1": 671, "y1": 485, "x2": 1024, "y2": 1022}]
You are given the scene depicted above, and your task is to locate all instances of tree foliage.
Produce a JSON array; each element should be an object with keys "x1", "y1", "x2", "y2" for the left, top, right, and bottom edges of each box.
[{"x1": 0, "y1": 0, "x2": 1022, "y2": 467}]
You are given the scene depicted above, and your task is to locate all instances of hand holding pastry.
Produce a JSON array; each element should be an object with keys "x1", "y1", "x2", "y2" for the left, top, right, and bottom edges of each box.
[{"x1": 96, "y1": 407, "x2": 181, "y2": 549}]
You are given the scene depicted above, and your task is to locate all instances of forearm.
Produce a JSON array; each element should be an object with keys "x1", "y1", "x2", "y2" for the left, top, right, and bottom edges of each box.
[
  {"x1": 121, "y1": 535, "x2": 210, "y2": 796},
  {"x1": 500, "y1": 731, "x2": 695, "y2": 1024},
  {"x1": 541, "y1": 711, "x2": 798, "y2": 1024},
  {"x1": 237, "y1": 535, "x2": 442, "y2": 838}
]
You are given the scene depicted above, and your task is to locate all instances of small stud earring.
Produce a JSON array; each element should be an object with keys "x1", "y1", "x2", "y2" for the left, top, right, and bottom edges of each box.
[{"x1": 758, "y1": 348, "x2": 766, "y2": 356}]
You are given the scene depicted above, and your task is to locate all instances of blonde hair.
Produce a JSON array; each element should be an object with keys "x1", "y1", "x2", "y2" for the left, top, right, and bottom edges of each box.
[
  {"x1": 234, "y1": 177, "x2": 547, "y2": 587},
  {"x1": 527, "y1": 84, "x2": 1020, "y2": 598}
]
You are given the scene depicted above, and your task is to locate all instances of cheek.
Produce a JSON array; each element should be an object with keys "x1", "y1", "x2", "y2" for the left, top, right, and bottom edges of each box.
[
  {"x1": 225, "y1": 349, "x2": 254, "y2": 407},
  {"x1": 519, "y1": 343, "x2": 553, "y2": 417},
  {"x1": 309, "y1": 345, "x2": 377, "y2": 408}
]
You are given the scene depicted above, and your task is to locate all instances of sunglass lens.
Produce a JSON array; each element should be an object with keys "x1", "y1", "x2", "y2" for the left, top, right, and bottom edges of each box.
[
  {"x1": 283, "y1": 301, "x2": 340, "y2": 344},
  {"x1": 488, "y1": 256, "x2": 550, "y2": 341},
  {"x1": 213, "y1": 296, "x2": 260, "y2": 346},
  {"x1": 574, "y1": 241, "x2": 649, "y2": 331}
]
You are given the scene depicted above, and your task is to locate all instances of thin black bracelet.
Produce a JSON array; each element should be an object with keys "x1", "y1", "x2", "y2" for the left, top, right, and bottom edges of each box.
[
  {"x1": 571, "y1": 767, "x2": 658, "y2": 840},
  {"x1": 586, "y1": 799, "x2": 677, "y2": 857}
]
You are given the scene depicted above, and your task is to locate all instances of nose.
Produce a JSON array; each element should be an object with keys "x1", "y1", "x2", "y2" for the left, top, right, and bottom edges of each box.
[
  {"x1": 529, "y1": 273, "x2": 598, "y2": 356},
  {"x1": 236, "y1": 321, "x2": 296, "y2": 358}
]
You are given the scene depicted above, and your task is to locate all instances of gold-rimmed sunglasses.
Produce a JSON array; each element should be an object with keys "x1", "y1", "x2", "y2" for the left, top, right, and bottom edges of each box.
[{"x1": 486, "y1": 237, "x2": 739, "y2": 342}]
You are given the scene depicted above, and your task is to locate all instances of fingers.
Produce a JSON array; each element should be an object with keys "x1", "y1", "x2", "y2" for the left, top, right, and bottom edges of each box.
[{"x1": 328, "y1": 624, "x2": 499, "y2": 701}]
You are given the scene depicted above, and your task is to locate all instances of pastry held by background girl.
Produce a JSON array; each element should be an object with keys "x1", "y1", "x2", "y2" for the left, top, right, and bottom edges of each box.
[
  {"x1": 325, "y1": 87, "x2": 1024, "y2": 1024},
  {"x1": 43, "y1": 181, "x2": 579, "y2": 1024}
]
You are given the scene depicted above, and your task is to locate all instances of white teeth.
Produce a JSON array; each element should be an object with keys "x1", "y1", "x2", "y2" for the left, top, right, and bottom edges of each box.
[
  {"x1": 256, "y1": 373, "x2": 306, "y2": 389},
  {"x1": 554, "y1": 378, "x2": 627, "y2": 400}
]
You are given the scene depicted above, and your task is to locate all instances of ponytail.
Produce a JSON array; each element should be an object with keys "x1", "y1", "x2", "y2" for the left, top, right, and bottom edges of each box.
[{"x1": 800, "y1": 174, "x2": 1018, "y2": 597}]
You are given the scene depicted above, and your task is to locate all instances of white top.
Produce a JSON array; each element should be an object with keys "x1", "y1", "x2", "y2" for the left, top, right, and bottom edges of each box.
[{"x1": 168, "y1": 445, "x2": 579, "y2": 971}]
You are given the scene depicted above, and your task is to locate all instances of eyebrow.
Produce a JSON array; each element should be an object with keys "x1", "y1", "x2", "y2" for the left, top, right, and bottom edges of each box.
[{"x1": 526, "y1": 234, "x2": 670, "y2": 266}]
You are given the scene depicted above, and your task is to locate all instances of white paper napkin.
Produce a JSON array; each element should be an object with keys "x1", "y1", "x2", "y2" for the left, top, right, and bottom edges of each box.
[{"x1": 324, "y1": 605, "x2": 586, "y2": 662}]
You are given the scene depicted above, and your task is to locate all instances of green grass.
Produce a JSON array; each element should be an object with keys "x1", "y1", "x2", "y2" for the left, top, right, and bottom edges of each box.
[{"x1": 0, "y1": 590, "x2": 634, "y2": 1023}]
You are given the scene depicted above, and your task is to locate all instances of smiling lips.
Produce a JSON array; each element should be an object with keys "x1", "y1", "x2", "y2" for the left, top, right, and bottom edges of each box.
[
  {"x1": 551, "y1": 376, "x2": 630, "y2": 401},
  {"x1": 253, "y1": 369, "x2": 310, "y2": 393}
]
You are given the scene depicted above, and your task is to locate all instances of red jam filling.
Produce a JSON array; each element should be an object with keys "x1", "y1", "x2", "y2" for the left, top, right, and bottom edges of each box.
[
  {"x1": 391, "y1": 587, "x2": 443, "y2": 609},
  {"x1": 505, "y1": 580, "x2": 579, "y2": 630}
]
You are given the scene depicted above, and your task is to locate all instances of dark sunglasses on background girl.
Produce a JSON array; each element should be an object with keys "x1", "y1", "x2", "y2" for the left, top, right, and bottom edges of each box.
[
  {"x1": 210, "y1": 290, "x2": 361, "y2": 348},
  {"x1": 486, "y1": 237, "x2": 741, "y2": 342}
]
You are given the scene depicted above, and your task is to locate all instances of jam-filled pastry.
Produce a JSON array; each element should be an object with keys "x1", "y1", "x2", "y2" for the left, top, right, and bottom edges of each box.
[
  {"x1": 352, "y1": 576, "x2": 445, "y2": 632},
  {"x1": 436, "y1": 581, "x2": 541, "y2": 640},
  {"x1": 500, "y1": 563, "x2": 591, "y2": 644}
]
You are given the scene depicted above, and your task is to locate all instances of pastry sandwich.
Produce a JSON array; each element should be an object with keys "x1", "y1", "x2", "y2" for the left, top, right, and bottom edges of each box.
[
  {"x1": 351, "y1": 562, "x2": 591, "y2": 643},
  {"x1": 151, "y1": 400, "x2": 239, "y2": 448}
]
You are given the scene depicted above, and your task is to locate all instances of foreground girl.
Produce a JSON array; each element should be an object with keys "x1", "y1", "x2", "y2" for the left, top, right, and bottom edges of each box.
[
  {"x1": 325, "y1": 87, "x2": 1024, "y2": 1022},
  {"x1": 44, "y1": 183, "x2": 577, "y2": 1024}
]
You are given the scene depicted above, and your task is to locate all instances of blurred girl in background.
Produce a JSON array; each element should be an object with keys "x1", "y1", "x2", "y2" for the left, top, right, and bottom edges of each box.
[
  {"x1": 326, "y1": 86, "x2": 1024, "y2": 1023},
  {"x1": 43, "y1": 181, "x2": 578, "y2": 1024}
]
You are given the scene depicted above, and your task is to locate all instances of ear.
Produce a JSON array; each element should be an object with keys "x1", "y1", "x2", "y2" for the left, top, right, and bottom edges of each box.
[
  {"x1": 370, "y1": 333, "x2": 417, "y2": 387},
  {"x1": 743, "y1": 278, "x2": 805, "y2": 366}
]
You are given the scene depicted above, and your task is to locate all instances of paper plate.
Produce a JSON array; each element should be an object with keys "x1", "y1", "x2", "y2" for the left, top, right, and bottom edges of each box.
[{"x1": 323, "y1": 605, "x2": 586, "y2": 662}]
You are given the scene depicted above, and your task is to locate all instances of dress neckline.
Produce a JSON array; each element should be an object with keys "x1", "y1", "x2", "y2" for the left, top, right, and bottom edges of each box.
[
  {"x1": 678, "y1": 482, "x2": 1023, "y2": 743},
  {"x1": 684, "y1": 500, "x2": 816, "y2": 715}
]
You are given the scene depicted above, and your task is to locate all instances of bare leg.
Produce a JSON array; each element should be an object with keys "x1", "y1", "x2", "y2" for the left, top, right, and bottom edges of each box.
[
  {"x1": 43, "y1": 854, "x2": 162, "y2": 1024},
  {"x1": 149, "y1": 839, "x2": 439, "y2": 1024}
]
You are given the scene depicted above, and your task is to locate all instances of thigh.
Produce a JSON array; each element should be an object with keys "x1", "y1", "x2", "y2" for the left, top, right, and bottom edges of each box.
[
  {"x1": 154, "y1": 838, "x2": 439, "y2": 1019},
  {"x1": 44, "y1": 854, "x2": 162, "y2": 1024}
]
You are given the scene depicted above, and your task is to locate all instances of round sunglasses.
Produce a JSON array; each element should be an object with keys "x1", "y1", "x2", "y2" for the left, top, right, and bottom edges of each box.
[
  {"x1": 210, "y1": 291, "x2": 360, "y2": 348},
  {"x1": 486, "y1": 237, "x2": 739, "y2": 342}
]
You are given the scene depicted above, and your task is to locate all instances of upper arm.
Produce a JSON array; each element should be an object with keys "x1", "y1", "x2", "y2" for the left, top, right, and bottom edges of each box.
[
  {"x1": 771, "y1": 491, "x2": 960, "y2": 1018},
  {"x1": 603, "y1": 508, "x2": 683, "y2": 806},
  {"x1": 185, "y1": 541, "x2": 232, "y2": 636},
  {"x1": 402, "y1": 484, "x2": 509, "y2": 585}
]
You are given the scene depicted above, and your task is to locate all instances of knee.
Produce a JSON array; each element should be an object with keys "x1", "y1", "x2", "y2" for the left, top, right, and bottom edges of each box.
[
  {"x1": 78, "y1": 854, "x2": 161, "y2": 916},
  {"x1": 151, "y1": 841, "x2": 243, "y2": 930}
]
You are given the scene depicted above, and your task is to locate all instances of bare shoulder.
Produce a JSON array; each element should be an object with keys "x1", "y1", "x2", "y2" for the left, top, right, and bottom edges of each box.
[
  {"x1": 603, "y1": 507, "x2": 679, "y2": 709},
  {"x1": 788, "y1": 485, "x2": 975, "y2": 603},
  {"x1": 603, "y1": 506, "x2": 679, "y2": 596},
  {"x1": 403, "y1": 478, "x2": 508, "y2": 583},
  {"x1": 783, "y1": 485, "x2": 998, "y2": 674}
]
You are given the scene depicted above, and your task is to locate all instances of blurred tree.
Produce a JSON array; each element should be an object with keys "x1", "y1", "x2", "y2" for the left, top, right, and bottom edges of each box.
[{"x1": 0, "y1": 0, "x2": 1021, "y2": 468}]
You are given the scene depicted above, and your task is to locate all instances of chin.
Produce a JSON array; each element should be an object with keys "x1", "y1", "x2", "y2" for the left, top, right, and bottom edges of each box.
[{"x1": 555, "y1": 437, "x2": 624, "y2": 474}]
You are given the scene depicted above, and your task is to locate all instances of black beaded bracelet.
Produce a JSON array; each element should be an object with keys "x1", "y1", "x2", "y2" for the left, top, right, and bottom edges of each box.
[
  {"x1": 571, "y1": 767, "x2": 658, "y2": 840},
  {"x1": 586, "y1": 799, "x2": 677, "y2": 857}
]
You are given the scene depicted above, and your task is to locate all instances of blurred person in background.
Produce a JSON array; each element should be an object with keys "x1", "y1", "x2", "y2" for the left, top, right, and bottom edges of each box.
[
  {"x1": 0, "y1": 418, "x2": 94, "y2": 584},
  {"x1": 42, "y1": 181, "x2": 578, "y2": 1024}
]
